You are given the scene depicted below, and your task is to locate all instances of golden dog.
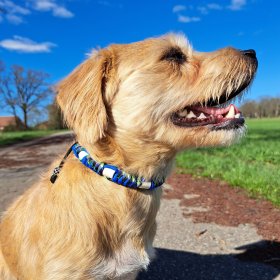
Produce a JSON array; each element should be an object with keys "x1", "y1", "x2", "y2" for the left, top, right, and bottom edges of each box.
[{"x1": 0, "y1": 34, "x2": 257, "y2": 280}]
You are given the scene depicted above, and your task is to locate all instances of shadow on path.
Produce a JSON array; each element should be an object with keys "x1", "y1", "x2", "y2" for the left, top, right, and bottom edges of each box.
[
  {"x1": 138, "y1": 241, "x2": 280, "y2": 280},
  {"x1": 18, "y1": 132, "x2": 75, "y2": 148}
]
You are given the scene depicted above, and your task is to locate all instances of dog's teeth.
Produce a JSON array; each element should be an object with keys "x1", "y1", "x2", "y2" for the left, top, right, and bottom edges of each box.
[
  {"x1": 186, "y1": 111, "x2": 196, "y2": 118},
  {"x1": 235, "y1": 113, "x2": 241, "y2": 118},
  {"x1": 178, "y1": 109, "x2": 188, "y2": 117},
  {"x1": 198, "y1": 113, "x2": 206, "y2": 119},
  {"x1": 225, "y1": 105, "x2": 235, "y2": 118}
]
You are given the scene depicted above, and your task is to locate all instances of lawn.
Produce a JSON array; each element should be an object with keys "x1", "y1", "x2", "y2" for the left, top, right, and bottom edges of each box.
[
  {"x1": 0, "y1": 130, "x2": 63, "y2": 146},
  {"x1": 176, "y1": 118, "x2": 280, "y2": 206}
]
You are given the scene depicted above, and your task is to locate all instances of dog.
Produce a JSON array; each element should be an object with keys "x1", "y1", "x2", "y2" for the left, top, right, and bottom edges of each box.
[{"x1": 0, "y1": 33, "x2": 257, "y2": 280}]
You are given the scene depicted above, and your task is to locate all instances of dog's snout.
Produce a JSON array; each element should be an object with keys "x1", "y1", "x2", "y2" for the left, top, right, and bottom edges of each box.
[{"x1": 240, "y1": 49, "x2": 257, "y2": 59}]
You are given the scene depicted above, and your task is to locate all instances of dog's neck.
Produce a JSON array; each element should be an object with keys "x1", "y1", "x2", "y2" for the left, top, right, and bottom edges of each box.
[{"x1": 78, "y1": 135, "x2": 176, "y2": 183}]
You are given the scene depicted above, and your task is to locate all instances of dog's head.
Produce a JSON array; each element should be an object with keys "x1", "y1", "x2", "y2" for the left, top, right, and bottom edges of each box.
[{"x1": 57, "y1": 34, "x2": 257, "y2": 151}]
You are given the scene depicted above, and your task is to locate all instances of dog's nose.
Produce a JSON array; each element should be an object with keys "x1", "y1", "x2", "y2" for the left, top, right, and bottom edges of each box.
[{"x1": 240, "y1": 49, "x2": 257, "y2": 59}]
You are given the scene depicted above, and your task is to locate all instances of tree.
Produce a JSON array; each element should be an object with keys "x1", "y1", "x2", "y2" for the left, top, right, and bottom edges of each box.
[
  {"x1": 240, "y1": 97, "x2": 280, "y2": 118},
  {"x1": 47, "y1": 102, "x2": 65, "y2": 129},
  {"x1": 0, "y1": 63, "x2": 52, "y2": 129},
  {"x1": 240, "y1": 101, "x2": 258, "y2": 118}
]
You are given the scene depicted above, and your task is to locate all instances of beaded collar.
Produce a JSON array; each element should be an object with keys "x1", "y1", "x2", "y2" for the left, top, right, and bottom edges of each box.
[{"x1": 50, "y1": 142, "x2": 164, "y2": 190}]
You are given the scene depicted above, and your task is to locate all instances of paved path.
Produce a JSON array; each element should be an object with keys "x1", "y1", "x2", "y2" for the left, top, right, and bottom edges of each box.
[
  {"x1": 0, "y1": 132, "x2": 75, "y2": 211},
  {"x1": 0, "y1": 134, "x2": 279, "y2": 280}
]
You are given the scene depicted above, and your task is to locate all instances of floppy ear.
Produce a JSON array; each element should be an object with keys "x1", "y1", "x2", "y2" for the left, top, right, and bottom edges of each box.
[{"x1": 57, "y1": 49, "x2": 115, "y2": 143}]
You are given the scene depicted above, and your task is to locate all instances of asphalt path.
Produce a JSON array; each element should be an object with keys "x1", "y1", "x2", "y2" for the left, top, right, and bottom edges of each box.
[{"x1": 0, "y1": 133, "x2": 279, "y2": 280}]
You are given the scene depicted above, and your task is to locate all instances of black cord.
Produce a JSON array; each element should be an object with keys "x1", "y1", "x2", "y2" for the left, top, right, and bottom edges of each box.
[{"x1": 50, "y1": 142, "x2": 78, "y2": 184}]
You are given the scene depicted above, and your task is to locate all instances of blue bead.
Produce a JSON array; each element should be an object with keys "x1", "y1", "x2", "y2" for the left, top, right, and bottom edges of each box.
[{"x1": 123, "y1": 178, "x2": 131, "y2": 186}]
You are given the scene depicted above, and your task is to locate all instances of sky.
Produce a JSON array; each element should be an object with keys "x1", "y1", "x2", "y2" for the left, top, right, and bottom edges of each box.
[{"x1": 0, "y1": 0, "x2": 279, "y2": 117}]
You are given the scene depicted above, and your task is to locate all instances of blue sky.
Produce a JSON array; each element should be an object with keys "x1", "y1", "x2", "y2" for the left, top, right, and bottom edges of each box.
[{"x1": 0, "y1": 0, "x2": 279, "y2": 116}]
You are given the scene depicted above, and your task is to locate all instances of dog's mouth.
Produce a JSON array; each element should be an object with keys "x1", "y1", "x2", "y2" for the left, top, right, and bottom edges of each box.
[{"x1": 171, "y1": 85, "x2": 248, "y2": 130}]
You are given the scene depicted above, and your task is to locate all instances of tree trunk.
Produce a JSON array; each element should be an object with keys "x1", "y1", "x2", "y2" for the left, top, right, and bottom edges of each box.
[{"x1": 23, "y1": 109, "x2": 28, "y2": 130}]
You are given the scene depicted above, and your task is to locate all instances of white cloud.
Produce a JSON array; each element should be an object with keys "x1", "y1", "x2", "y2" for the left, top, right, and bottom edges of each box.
[
  {"x1": 32, "y1": 0, "x2": 55, "y2": 10},
  {"x1": 173, "y1": 5, "x2": 186, "y2": 13},
  {"x1": 228, "y1": 0, "x2": 246, "y2": 10},
  {"x1": 178, "y1": 15, "x2": 200, "y2": 23},
  {"x1": 197, "y1": 6, "x2": 208, "y2": 15},
  {"x1": 0, "y1": 0, "x2": 30, "y2": 15},
  {"x1": 0, "y1": 0, "x2": 30, "y2": 24},
  {"x1": 52, "y1": 6, "x2": 73, "y2": 17},
  {"x1": 198, "y1": 3, "x2": 223, "y2": 15},
  {"x1": 0, "y1": 0, "x2": 74, "y2": 24},
  {"x1": 31, "y1": 0, "x2": 74, "y2": 18},
  {"x1": 207, "y1": 3, "x2": 222, "y2": 10},
  {"x1": 0, "y1": 36, "x2": 56, "y2": 53},
  {"x1": 6, "y1": 13, "x2": 24, "y2": 24},
  {"x1": 174, "y1": 1, "x2": 248, "y2": 24}
]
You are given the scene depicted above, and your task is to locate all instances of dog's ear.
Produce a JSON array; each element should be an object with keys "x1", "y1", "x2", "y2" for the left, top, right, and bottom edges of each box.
[{"x1": 57, "y1": 49, "x2": 116, "y2": 143}]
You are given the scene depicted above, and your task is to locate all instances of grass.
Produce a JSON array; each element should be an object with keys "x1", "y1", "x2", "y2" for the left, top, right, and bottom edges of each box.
[
  {"x1": 176, "y1": 118, "x2": 280, "y2": 206},
  {"x1": 1, "y1": 120, "x2": 279, "y2": 205},
  {"x1": 0, "y1": 130, "x2": 64, "y2": 146}
]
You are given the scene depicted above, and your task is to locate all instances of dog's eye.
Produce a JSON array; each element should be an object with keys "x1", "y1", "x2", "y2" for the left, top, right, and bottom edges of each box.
[{"x1": 161, "y1": 48, "x2": 187, "y2": 64}]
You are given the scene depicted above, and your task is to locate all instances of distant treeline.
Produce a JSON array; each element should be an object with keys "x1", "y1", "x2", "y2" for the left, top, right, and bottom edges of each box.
[{"x1": 240, "y1": 97, "x2": 280, "y2": 118}]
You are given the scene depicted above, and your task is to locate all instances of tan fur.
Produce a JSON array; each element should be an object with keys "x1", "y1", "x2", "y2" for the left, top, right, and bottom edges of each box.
[{"x1": 0, "y1": 34, "x2": 257, "y2": 280}]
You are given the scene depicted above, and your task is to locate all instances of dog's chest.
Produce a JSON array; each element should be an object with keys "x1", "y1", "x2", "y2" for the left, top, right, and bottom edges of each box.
[{"x1": 90, "y1": 240, "x2": 154, "y2": 279}]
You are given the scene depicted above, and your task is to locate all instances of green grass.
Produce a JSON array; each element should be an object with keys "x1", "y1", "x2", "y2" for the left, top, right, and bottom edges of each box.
[
  {"x1": 176, "y1": 118, "x2": 280, "y2": 206},
  {"x1": 0, "y1": 130, "x2": 64, "y2": 146}
]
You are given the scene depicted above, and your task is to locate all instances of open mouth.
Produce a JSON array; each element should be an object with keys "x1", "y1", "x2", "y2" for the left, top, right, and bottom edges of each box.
[{"x1": 171, "y1": 87, "x2": 248, "y2": 130}]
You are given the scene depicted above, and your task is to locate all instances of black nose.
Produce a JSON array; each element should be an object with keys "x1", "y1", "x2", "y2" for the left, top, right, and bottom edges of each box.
[{"x1": 241, "y1": 49, "x2": 256, "y2": 59}]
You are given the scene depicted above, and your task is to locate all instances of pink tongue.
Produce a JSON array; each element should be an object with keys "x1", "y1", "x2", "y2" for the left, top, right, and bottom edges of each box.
[{"x1": 190, "y1": 104, "x2": 240, "y2": 116}]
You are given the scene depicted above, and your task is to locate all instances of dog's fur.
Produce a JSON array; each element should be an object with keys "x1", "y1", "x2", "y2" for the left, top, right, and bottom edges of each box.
[{"x1": 0, "y1": 34, "x2": 257, "y2": 280}]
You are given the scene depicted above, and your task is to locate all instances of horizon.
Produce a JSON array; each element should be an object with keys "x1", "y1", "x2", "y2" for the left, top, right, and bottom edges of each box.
[{"x1": 0, "y1": 0, "x2": 280, "y2": 118}]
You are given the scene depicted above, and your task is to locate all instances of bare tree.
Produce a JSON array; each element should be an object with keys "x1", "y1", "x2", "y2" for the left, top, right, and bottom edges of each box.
[
  {"x1": 0, "y1": 62, "x2": 20, "y2": 126},
  {"x1": 47, "y1": 102, "x2": 65, "y2": 130},
  {"x1": 0, "y1": 64, "x2": 52, "y2": 129},
  {"x1": 240, "y1": 101, "x2": 259, "y2": 118},
  {"x1": 241, "y1": 97, "x2": 280, "y2": 118}
]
